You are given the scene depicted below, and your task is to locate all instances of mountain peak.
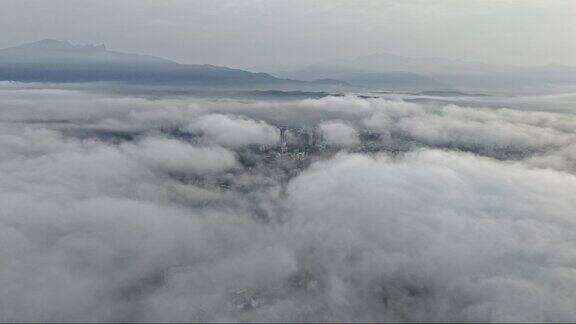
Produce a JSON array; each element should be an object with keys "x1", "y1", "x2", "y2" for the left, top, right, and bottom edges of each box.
[
  {"x1": 9, "y1": 39, "x2": 107, "y2": 52},
  {"x1": 358, "y1": 52, "x2": 406, "y2": 60},
  {"x1": 33, "y1": 39, "x2": 73, "y2": 48}
]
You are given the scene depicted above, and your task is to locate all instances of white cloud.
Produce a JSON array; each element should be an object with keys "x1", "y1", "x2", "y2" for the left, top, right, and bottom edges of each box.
[
  {"x1": 318, "y1": 120, "x2": 360, "y2": 148},
  {"x1": 397, "y1": 113, "x2": 574, "y2": 151},
  {"x1": 123, "y1": 137, "x2": 237, "y2": 175},
  {"x1": 185, "y1": 114, "x2": 280, "y2": 148},
  {"x1": 285, "y1": 149, "x2": 576, "y2": 321}
]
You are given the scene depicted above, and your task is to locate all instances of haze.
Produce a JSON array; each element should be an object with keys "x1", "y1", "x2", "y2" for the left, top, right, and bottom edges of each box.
[{"x1": 1, "y1": 0, "x2": 576, "y2": 70}]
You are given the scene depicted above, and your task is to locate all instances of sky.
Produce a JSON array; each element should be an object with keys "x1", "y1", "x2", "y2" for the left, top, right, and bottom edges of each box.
[{"x1": 1, "y1": 0, "x2": 575, "y2": 70}]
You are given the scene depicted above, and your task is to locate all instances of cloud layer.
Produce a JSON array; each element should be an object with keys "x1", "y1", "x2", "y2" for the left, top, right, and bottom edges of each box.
[
  {"x1": 185, "y1": 113, "x2": 280, "y2": 148},
  {"x1": 318, "y1": 120, "x2": 360, "y2": 148},
  {"x1": 1, "y1": 84, "x2": 576, "y2": 322}
]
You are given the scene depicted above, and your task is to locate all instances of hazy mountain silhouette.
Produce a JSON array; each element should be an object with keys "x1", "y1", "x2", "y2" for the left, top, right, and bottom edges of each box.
[
  {"x1": 6, "y1": 40, "x2": 575, "y2": 93},
  {"x1": 339, "y1": 71, "x2": 450, "y2": 91},
  {"x1": 0, "y1": 39, "x2": 348, "y2": 89},
  {"x1": 279, "y1": 52, "x2": 576, "y2": 93}
]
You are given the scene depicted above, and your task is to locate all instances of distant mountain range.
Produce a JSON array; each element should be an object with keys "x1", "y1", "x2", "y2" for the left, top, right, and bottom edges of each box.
[
  {"x1": 0, "y1": 39, "x2": 347, "y2": 90},
  {"x1": 2, "y1": 40, "x2": 576, "y2": 93},
  {"x1": 278, "y1": 52, "x2": 576, "y2": 93}
]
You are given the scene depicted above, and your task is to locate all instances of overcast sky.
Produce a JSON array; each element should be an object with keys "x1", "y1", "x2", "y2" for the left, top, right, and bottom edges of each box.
[{"x1": 1, "y1": 0, "x2": 575, "y2": 70}]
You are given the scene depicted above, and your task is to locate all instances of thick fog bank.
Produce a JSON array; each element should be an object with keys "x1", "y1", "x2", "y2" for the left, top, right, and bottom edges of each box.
[{"x1": 1, "y1": 84, "x2": 576, "y2": 322}]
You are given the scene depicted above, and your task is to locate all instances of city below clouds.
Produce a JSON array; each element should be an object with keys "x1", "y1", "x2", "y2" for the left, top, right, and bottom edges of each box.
[{"x1": 1, "y1": 83, "x2": 576, "y2": 321}]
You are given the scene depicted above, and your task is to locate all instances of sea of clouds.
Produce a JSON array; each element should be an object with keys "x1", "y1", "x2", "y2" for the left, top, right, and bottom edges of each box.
[{"x1": 1, "y1": 83, "x2": 576, "y2": 322}]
